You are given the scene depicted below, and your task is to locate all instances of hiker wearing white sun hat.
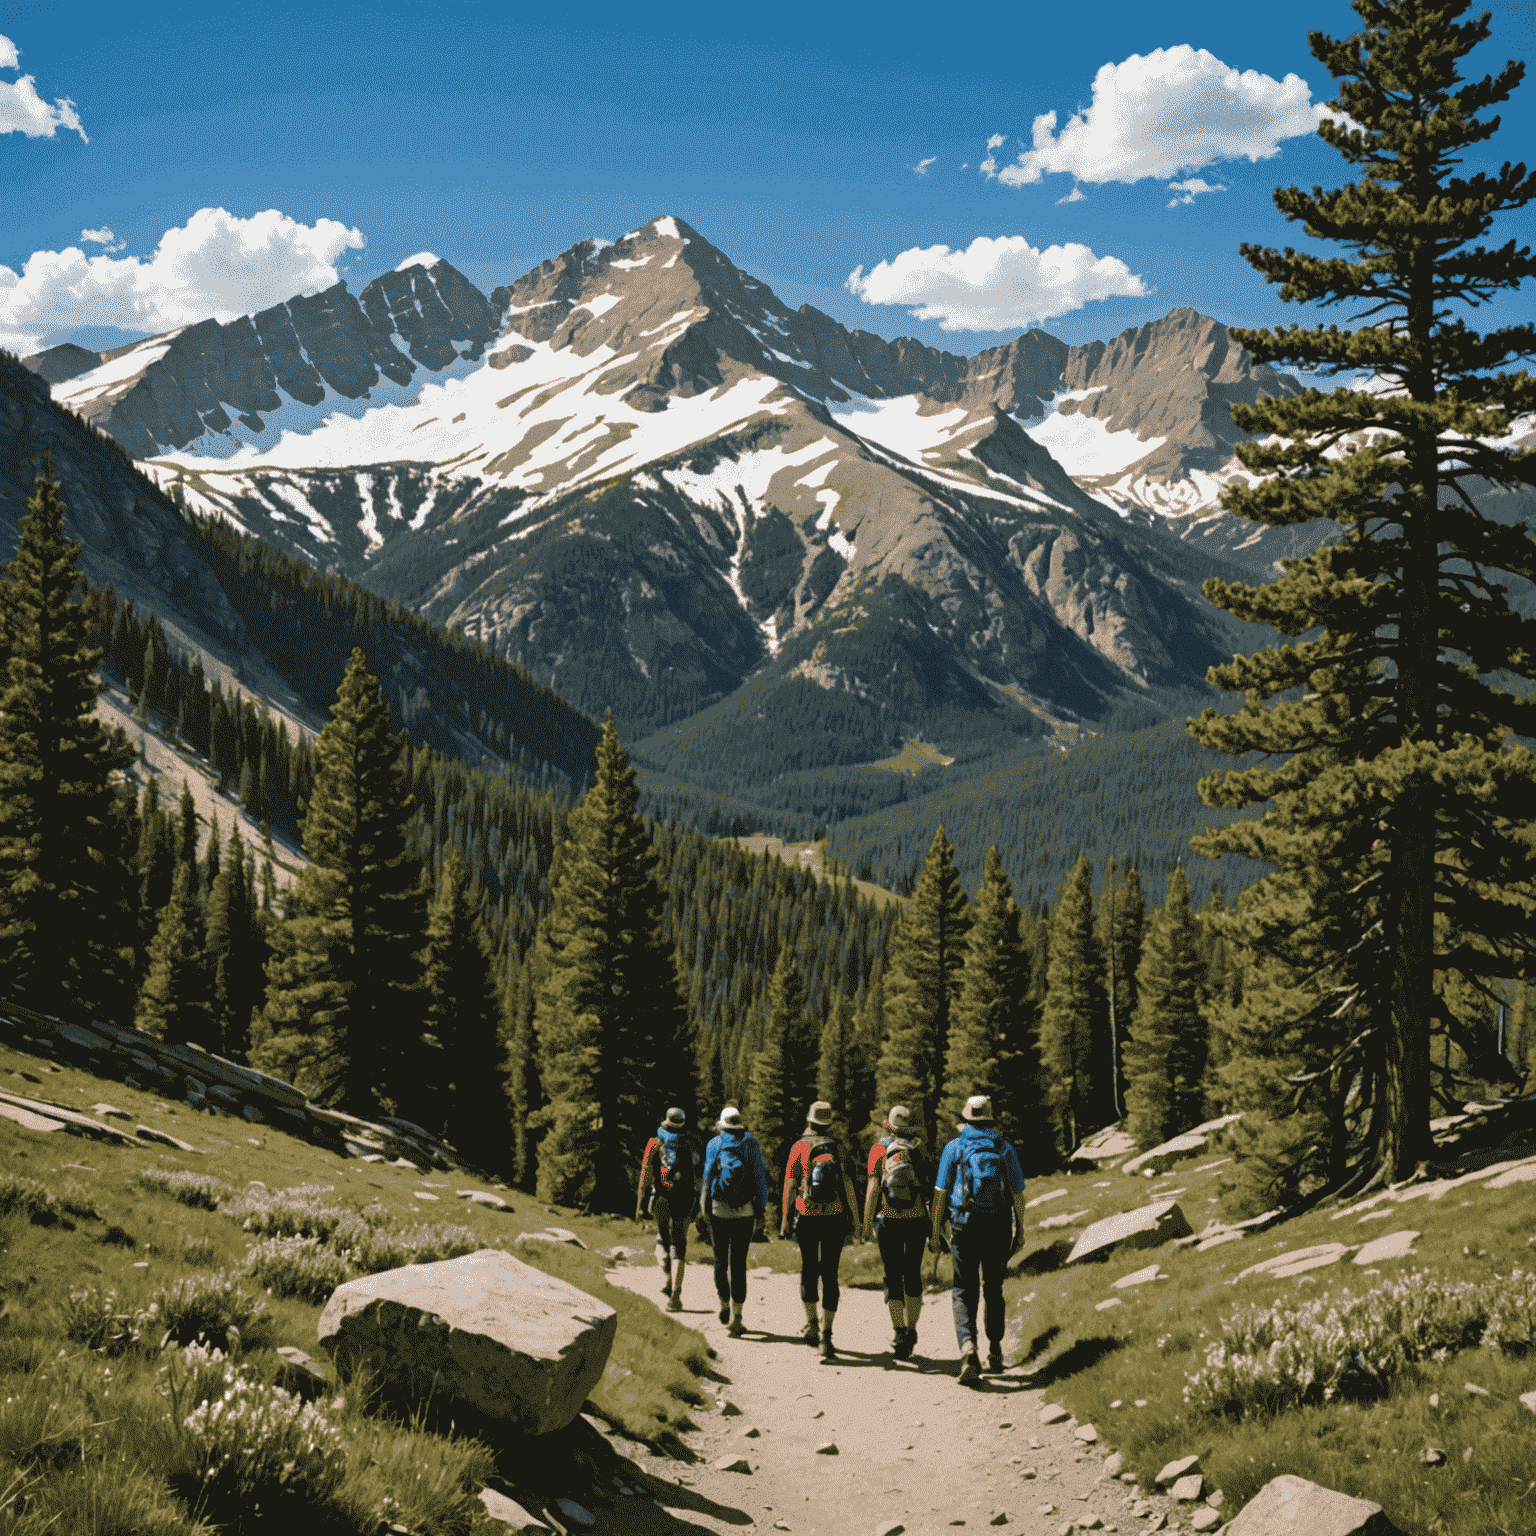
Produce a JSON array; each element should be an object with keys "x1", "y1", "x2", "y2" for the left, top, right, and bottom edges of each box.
[
  {"x1": 782, "y1": 1100, "x2": 855, "y2": 1360},
  {"x1": 931, "y1": 1095, "x2": 1029, "y2": 1385},
  {"x1": 701, "y1": 1106, "x2": 771, "y2": 1337}
]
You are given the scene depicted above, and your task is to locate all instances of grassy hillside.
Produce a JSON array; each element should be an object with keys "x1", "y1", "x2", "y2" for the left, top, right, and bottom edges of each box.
[{"x1": 0, "y1": 1031, "x2": 721, "y2": 1536}]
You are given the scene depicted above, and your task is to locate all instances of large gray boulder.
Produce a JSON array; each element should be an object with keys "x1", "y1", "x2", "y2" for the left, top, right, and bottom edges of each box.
[
  {"x1": 1067, "y1": 1199, "x2": 1193, "y2": 1263},
  {"x1": 1226, "y1": 1475, "x2": 1402, "y2": 1535},
  {"x1": 316, "y1": 1248, "x2": 616, "y2": 1435}
]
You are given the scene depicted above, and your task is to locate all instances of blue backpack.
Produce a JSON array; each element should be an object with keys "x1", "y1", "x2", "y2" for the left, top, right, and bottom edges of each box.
[
  {"x1": 954, "y1": 1131, "x2": 1007, "y2": 1224},
  {"x1": 714, "y1": 1134, "x2": 754, "y2": 1208},
  {"x1": 657, "y1": 1128, "x2": 693, "y2": 1195}
]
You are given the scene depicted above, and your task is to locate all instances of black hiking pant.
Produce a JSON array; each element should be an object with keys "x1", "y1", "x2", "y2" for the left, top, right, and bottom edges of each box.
[
  {"x1": 654, "y1": 1195, "x2": 688, "y2": 1261},
  {"x1": 795, "y1": 1214, "x2": 846, "y2": 1311},
  {"x1": 949, "y1": 1209, "x2": 1011, "y2": 1350},
  {"x1": 711, "y1": 1215, "x2": 753, "y2": 1303},
  {"x1": 877, "y1": 1219, "x2": 927, "y2": 1302}
]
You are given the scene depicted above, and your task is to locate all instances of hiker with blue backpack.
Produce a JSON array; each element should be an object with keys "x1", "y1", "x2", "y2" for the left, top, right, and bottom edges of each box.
[
  {"x1": 930, "y1": 1095, "x2": 1031, "y2": 1385},
  {"x1": 862, "y1": 1103, "x2": 930, "y2": 1360},
  {"x1": 701, "y1": 1105, "x2": 772, "y2": 1338},
  {"x1": 635, "y1": 1107, "x2": 697, "y2": 1313},
  {"x1": 780, "y1": 1100, "x2": 857, "y2": 1360}
]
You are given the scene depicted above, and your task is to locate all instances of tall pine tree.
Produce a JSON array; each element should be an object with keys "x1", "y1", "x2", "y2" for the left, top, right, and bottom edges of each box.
[
  {"x1": 135, "y1": 861, "x2": 214, "y2": 1047},
  {"x1": 1123, "y1": 866, "x2": 1209, "y2": 1150},
  {"x1": 1039, "y1": 856, "x2": 1110, "y2": 1151},
  {"x1": 0, "y1": 462, "x2": 138, "y2": 1022},
  {"x1": 530, "y1": 717, "x2": 690, "y2": 1211},
  {"x1": 873, "y1": 827, "x2": 971, "y2": 1149},
  {"x1": 941, "y1": 846, "x2": 1051, "y2": 1170},
  {"x1": 1191, "y1": 0, "x2": 1536, "y2": 1183},
  {"x1": 422, "y1": 855, "x2": 509, "y2": 1172},
  {"x1": 1096, "y1": 859, "x2": 1146, "y2": 1122},
  {"x1": 254, "y1": 648, "x2": 425, "y2": 1115}
]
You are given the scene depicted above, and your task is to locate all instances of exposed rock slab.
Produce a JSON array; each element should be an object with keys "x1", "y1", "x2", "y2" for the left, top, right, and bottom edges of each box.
[
  {"x1": 1353, "y1": 1230, "x2": 1419, "y2": 1265},
  {"x1": 1225, "y1": 1474, "x2": 1402, "y2": 1534},
  {"x1": 316, "y1": 1249, "x2": 616, "y2": 1435},
  {"x1": 1068, "y1": 1200, "x2": 1193, "y2": 1263},
  {"x1": 1237, "y1": 1243, "x2": 1352, "y2": 1281},
  {"x1": 479, "y1": 1487, "x2": 550, "y2": 1533}
]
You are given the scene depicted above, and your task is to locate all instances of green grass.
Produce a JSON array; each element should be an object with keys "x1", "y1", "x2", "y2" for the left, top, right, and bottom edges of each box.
[
  {"x1": 0, "y1": 1036, "x2": 722, "y2": 1535},
  {"x1": 980, "y1": 1145, "x2": 1536, "y2": 1536}
]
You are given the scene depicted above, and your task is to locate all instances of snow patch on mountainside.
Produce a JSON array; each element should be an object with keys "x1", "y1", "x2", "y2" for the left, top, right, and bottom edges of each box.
[
  {"x1": 1015, "y1": 388, "x2": 1166, "y2": 476},
  {"x1": 54, "y1": 334, "x2": 183, "y2": 409},
  {"x1": 828, "y1": 394, "x2": 970, "y2": 459}
]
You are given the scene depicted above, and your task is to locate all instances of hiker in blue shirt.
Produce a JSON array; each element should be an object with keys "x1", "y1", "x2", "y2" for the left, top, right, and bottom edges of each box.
[
  {"x1": 930, "y1": 1095, "x2": 1030, "y2": 1385},
  {"x1": 701, "y1": 1105, "x2": 773, "y2": 1338}
]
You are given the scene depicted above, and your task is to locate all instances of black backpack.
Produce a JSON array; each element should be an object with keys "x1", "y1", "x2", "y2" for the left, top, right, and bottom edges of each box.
[{"x1": 804, "y1": 1136, "x2": 843, "y2": 1209}]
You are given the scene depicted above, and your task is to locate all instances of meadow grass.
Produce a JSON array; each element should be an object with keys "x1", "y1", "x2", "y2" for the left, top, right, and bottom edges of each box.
[
  {"x1": 988, "y1": 1146, "x2": 1536, "y2": 1536},
  {"x1": 0, "y1": 1035, "x2": 722, "y2": 1535}
]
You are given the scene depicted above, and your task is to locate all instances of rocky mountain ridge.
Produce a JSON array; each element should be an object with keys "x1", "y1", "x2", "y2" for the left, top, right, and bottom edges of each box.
[{"x1": 18, "y1": 218, "x2": 1319, "y2": 763}]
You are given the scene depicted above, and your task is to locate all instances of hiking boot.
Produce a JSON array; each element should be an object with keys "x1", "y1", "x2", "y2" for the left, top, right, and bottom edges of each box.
[
  {"x1": 799, "y1": 1320, "x2": 820, "y2": 1345},
  {"x1": 987, "y1": 1344, "x2": 1005, "y2": 1373},
  {"x1": 892, "y1": 1327, "x2": 915, "y2": 1361},
  {"x1": 666, "y1": 1293, "x2": 683, "y2": 1313},
  {"x1": 727, "y1": 1316, "x2": 746, "y2": 1338},
  {"x1": 819, "y1": 1329, "x2": 836, "y2": 1362},
  {"x1": 957, "y1": 1349, "x2": 982, "y2": 1386},
  {"x1": 718, "y1": 1301, "x2": 731, "y2": 1324},
  {"x1": 660, "y1": 1273, "x2": 672, "y2": 1298}
]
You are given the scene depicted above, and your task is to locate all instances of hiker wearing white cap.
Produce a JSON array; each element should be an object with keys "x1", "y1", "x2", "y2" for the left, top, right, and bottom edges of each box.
[
  {"x1": 863, "y1": 1103, "x2": 930, "y2": 1360},
  {"x1": 781, "y1": 1100, "x2": 855, "y2": 1360},
  {"x1": 930, "y1": 1095, "x2": 1030, "y2": 1385},
  {"x1": 636, "y1": 1107, "x2": 696, "y2": 1313},
  {"x1": 701, "y1": 1106, "x2": 772, "y2": 1338}
]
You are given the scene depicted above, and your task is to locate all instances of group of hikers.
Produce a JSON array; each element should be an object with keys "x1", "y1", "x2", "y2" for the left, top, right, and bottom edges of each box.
[{"x1": 635, "y1": 1094, "x2": 1029, "y2": 1386}]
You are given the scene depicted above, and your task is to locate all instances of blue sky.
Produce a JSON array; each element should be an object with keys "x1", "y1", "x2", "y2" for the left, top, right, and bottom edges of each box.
[{"x1": 3, "y1": 0, "x2": 1533, "y2": 358}]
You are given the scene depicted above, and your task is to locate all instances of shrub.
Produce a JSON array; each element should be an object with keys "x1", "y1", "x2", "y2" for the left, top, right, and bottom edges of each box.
[
  {"x1": 183, "y1": 1372, "x2": 347, "y2": 1510},
  {"x1": 1184, "y1": 1269, "x2": 1513, "y2": 1418},
  {"x1": 0, "y1": 1174, "x2": 56, "y2": 1222},
  {"x1": 245, "y1": 1236, "x2": 354, "y2": 1304},
  {"x1": 58, "y1": 1286, "x2": 155, "y2": 1356},
  {"x1": 55, "y1": 1180, "x2": 99, "y2": 1220},
  {"x1": 150, "y1": 1271, "x2": 267, "y2": 1350},
  {"x1": 219, "y1": 1185, "x2": 349, "y2": 1242},
  {"x1": 1480, "y1": 1267, "x2": 1536, "y2": 1354},
  {"x1": 135, "y1": 1168, "x2": 231, "y2": 1211},
  {"x1": 337, "y1": 1220, "x2": 484, "y2": 1275},
  {"x1": 179, "y1": 1232, "x2": 217, "y2": 1266}
]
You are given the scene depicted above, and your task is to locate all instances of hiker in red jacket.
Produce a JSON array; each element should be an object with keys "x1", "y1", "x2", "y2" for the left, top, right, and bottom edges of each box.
[
  {"x1": 636, "y1": 1106, "x2": 695, "y2": 1313},
  {"x1": 781, "y1": 1100, "x2": 855, "y2": 1361},
  {"x1": 863, "y1": 1103, "x2": 930, "y2": 1360}
]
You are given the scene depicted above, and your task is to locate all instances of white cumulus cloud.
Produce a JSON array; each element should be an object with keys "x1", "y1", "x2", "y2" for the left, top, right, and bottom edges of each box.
[
  {"x1": 79, "y1": 226, "x2": 125, "y2": 251},
  {"x1": 988, "y1": 45, "x2": 1327, "y2": 187},
  {"x1": 0, "y1": 206, "x2": 367, "y2": 353},
  {"x1": 0, "y1": 33, "x2": 87, "y2": 142},
  {"x1": 1167, "y1": 176, "x2": 1227, "y2": 207},
  {"x1": 1056, "y1": 185, "x2": 1087, "y2": 205},
  {"x1": 846, "y1": 234, "x2": 1149, "y2": 332}
]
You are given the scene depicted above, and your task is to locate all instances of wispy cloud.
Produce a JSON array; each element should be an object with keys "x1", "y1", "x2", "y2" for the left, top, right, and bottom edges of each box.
[
  {"x1": 0, "y1": 207, "x2": 366, "y2": 353},
  {"x1": 1167, "y1": 177, "x2": 1227, "y2": 207},
  {"x1": 985, "y1": 46, "x2": 1326, "y2": 188},
  {"x1": 912, "y1": 156, "x2": 936, "y2": 176},
  {"x1": 1056, "y1": 185, "x2": 1087, "y2": 205},
  {"x1": 0, "y1": 33, "x2": 87, "y2": 142},
  {"x1": 80, "y1": 226, "x2": 126, "y2": 252},
  {"x1": 847, "y1": 233, "x2": 1148, "y2": 332}
]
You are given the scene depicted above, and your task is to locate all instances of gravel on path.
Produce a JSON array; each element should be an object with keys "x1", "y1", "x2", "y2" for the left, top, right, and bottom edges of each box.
[{"x1": 596, "y1": 1257, "x2": 1155, "y2": 1536}]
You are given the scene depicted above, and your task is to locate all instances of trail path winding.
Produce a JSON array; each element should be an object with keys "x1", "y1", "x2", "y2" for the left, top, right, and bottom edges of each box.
[{"x1": 600, "y1": 1259, "x2": 1155, "y2": 1536}]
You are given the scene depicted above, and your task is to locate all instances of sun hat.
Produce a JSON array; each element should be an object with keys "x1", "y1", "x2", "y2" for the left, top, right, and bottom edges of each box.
[
  {"x1": 717, "y1": 1106, "x2": 745, "y2": 1130},
  {"x1": 662, "y1": 1107, "x2": 686, "y2": 1129},
  {"x1": 884, "y1": 1105, "x2": 913, "y2": 1132},
  {"x1": 805, "y1": 1100, "x2": 832, "y2": 1128},
  {"x1": 961, "y1": 1095, "x2": 995, "y2": 1124}
]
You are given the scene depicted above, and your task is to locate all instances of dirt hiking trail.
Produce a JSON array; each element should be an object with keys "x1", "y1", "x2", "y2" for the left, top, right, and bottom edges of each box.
[{"x1": 596, "y1": 1258, "x2": 1155, "y2": 1536}]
